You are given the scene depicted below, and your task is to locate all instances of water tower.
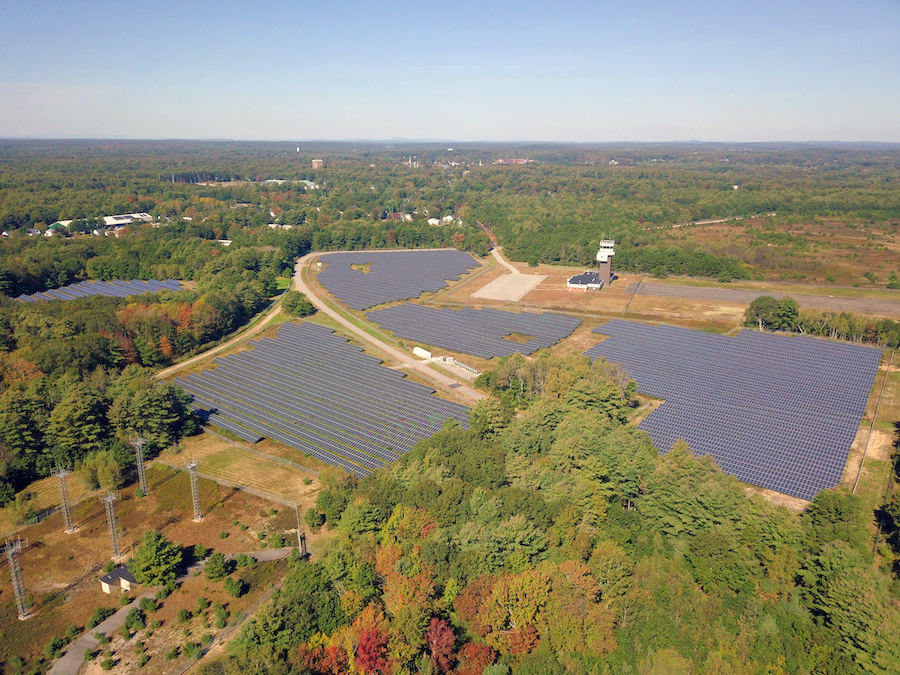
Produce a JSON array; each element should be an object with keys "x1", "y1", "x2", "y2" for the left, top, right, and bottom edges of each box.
[{"x1": 596, "y1": 240, "x2": 616, "y2": 286}]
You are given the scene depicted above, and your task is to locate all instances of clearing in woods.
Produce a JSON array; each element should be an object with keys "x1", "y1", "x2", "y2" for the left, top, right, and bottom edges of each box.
[{"x1": 0, "y1": 456, "x2": 324, "y2": 673}]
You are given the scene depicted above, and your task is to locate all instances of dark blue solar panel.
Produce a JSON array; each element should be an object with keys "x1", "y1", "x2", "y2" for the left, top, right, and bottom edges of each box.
[
  {"x1": 174, "y1": 321, "x2": 471, "y2": 477},
  {"x1": 584, "y1": 320, "x2": 882, "y2": 501},
  {"x1": 316, "y1": 250, "x2": 481, "y2": 310},
  {"x1": 367, "y1": 303, "x2": 582, "y2": 359},
  {"x1": 17, "y1": 278, "x2": 185, "y2": 302}
]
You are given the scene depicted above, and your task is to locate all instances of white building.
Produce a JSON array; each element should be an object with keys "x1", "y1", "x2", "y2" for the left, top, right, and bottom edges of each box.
[{"x1": 102, "y1": 213, "x2": 153, "y2": 227}]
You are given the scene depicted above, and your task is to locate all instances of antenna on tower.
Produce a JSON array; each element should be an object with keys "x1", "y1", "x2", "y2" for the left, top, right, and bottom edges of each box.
[
  {"x1": 4, "y1": 537, "x2": 31, "y2": 620},
  {"x1": 101, "y1": 492, "x2": 121, "y2": 560},
  {"x1": 186, "y1": 460, "x2": 202, "y2": 522},
  {"x1": 131, "y1": 436, "x2": 149, "y2": 497},
  {"x1": 52, "y1": 466, "x2": 75, "y2": 534}
]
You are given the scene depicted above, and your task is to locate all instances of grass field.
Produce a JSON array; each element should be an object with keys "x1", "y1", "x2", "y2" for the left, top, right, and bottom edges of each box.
[{"x1": 0, "y1": 458, "x2": 322, "y2": 674}]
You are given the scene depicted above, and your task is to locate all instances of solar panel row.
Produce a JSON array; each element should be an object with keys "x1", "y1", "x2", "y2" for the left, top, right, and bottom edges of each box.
[
  {"x1": 584, "y1": 319, "x2": 882, "y2": 501},
  {"x1": 18, "y1": 278, "x2": 184, "y2": 303},
  {"x1": 366, "y1": 303, "x2": 582, "y2": 359},
  {"x1": 174, "y1": 321, "x2": 471, "y2": 477},
  {"x1": 316, "y1": 250, "x2": 481, "y2": 310}
]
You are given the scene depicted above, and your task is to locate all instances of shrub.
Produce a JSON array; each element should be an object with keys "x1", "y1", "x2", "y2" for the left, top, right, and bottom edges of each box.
[
  {"x1": 139, "y1": 653, "x2": 150, "y2": 668},
  {"x1": 178, "y1": 609, "x2": 192, "y2": 623},
  {"x1": 224, "y1": 577, "x2": 246, "y2": 598},
  {"x1": 84, "y1": 649, "x2": 97, "y2": 662},
  {"x1": 184, "y1": 642, "x2": 202, "y2": 659},
  {"x1": 240, "y1": 524, "x2": 248, "y2": 531},
  {"x1": 235, "y1": 553, "x2": 255, "y2": 568},
  {"x1": 268, "y1": 507, "x2": 277, "y2": 516},
  {"x1": 64, "y1": 624, "x2": 81, "y2": 640},
  {"x1": 270, "y1": 532, "x2": 287, "y2": 548},
  {"x1": 305, "y1": 508, "x2": 325, "y2": 531},
  {"x1": 165, "y1": 646, "x2": 180, "y2": 660},
  {"x1": 102, "y1": 561, "x2": 117, "y2": 574},
  {"x1": 44, "y1": 636, "x2": 66, "y2": 660},
  {"x1": 139, "y1": 597, "x2": 158, "y2": 613},
  {"x1": 120, "y1": 625, "x2": 132, "y2": 641},
  {"x1": 214, "y1": 606, "x2": 228, "y2": 629},
  {"x1": 100, "y1": 658, "x2": 115, "y2": 670},
  {"x1": 94, "y1": 632, "x2": 111, "y2": 645},
  {"x1": 120, "y1": 595, "x2": 132, "y2": 606},
  {"x1": 218, "y1": 531, "x2": 228, "y2": 539},
  {"x1": 193, "y1": 543, "x2": 208, "y2": 561},
  {"x1": 204, "y1": 553, "x2": 231, "y2": 581},
  {"x1": 151, "y1": 620, "x2": 163, "y2": 629},
  {"x1": 88, "y1": 607, "x2": 116, "y2": 629},
  {"x1": 125, "y1": 608, "x2": 145, "y2": 631},
  {"x1": 196, "y1": 596, "x2": 210, "y2": 612},
  {"x1": 135, "y1": 487, "x2": 145, "y2": 498}
]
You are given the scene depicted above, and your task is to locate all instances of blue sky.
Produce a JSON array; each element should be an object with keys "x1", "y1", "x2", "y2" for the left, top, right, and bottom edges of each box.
[{"x1": 1, "y1": 0, "x2": 898, "y2": 142}]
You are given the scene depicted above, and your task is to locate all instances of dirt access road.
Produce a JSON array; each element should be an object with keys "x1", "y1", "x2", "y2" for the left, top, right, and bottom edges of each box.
[{"x1": 294, "y1": 251, "x2": 485, "y2": 402}]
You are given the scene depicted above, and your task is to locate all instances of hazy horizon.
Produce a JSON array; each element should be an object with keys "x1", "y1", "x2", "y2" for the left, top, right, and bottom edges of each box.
[{"x1": 2, "y1": 0, "x2": 898, "y2": 143}]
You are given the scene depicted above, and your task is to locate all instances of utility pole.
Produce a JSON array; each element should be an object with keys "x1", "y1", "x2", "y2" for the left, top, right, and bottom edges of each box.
[
  {"x1": 186, "y1": 461, "x2": 202, "y2": 522},
  {"x1": 52, "y1": 466, "x2": 75, "y2": 534},
  {"x1": 295, "y1": 504, "x2": 308, "y2": 557},
  {"x1": 132, "y1": 436, "x2": 149, "y2": 497},
  {"x1": 4, "y1": 538, "x2": 30, "y2": 620},
  {"x1": 101, "y1": 493, "x2": 120, "y2": 560}
]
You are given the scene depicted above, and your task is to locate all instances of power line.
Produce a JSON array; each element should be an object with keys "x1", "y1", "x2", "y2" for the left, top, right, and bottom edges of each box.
[
  {"x1": 101, "y1": 493, "x2": 120, "y2": 560},
  {"x1": 4, "y1": 538, "x2": 30, "y2": 620},
  {"x1": 132, "y1": 436, "x2": 149, "y2": 497},
  {"x1": 186, "y1": 461, "x2": 202, "y2": 522},
  {"x1": 52, "y1": 466, "x2": 75, "y2": 534}
]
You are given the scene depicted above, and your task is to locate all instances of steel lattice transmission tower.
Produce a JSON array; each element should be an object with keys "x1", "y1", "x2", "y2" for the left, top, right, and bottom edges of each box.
[
  {"x1": 132, "y1": 436, "x2": 149, "y2": 497},
  {"x1": 101, "y1": 493, "x2": 121, "y2": 560},
  {"x1": 52, "y1": 466, "x2": 75, "y2": 534},
  {"x1": 4, "y1": 538, "x2": 30, "y2": 620},
  {"x1": 186, "y1": 461, "x2": 202, "y2": 522}
]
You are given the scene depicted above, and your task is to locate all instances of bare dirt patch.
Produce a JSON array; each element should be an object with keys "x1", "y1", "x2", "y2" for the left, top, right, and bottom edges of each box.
[{"x1": 745, "y1": 486, "x2": 809, "y2": 514}]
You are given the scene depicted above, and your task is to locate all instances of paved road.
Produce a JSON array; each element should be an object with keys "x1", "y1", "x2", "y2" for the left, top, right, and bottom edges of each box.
[
  {"x1": 48, "y1": 548, "x2": 295, "y2": 675},
  {"x1": 294, "y1": 252, "x2": 484, "y2": 402},
  {"x1": 631, "y1": 282, "x2": 900, "y2": 316}
]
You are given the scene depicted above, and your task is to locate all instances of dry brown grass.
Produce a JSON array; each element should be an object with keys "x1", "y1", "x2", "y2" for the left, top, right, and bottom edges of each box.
[{"x1": 0, "y1": 462, "x2": 311, "y2": 671}]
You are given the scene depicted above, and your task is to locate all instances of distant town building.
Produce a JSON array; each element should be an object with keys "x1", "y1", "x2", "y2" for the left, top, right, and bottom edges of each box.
[
  {"x1": 102, "y1": 213, "x2": 153, "y2": 227},
  {"x1": 311, "y1": 159, "x2": 324, "y2": 169},
  {"x1": 494, "y1": 158, "x2": 535, "y2": 165}
]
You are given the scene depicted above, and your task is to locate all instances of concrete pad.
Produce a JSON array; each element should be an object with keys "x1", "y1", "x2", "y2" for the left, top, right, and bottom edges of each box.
[{"x1": 472, "y1": 274, "x2": 546, "y2": 302}]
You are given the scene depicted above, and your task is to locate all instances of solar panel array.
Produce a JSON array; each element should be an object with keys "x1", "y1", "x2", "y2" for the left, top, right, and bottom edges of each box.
[
  {"x1": 584, "y1": 320, "x2": 882, "y2": 500},
  {"x1": 18, "y1": 278, "x2": 184, "y2": 303},
  {"x1": 316, "y1": 250, "x2": 481, "y2": 310},
  {"x1": 174, "y1": 321, "x2": 470, "y2": 476},
  {"x1": 367, "y1": 303, "x2": 583, "y2": 359}
]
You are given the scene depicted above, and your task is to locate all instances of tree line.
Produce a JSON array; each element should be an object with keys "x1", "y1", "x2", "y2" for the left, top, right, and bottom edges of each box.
[{"x1": 745, "y1": 296, "x2": 900, "y2": 347}]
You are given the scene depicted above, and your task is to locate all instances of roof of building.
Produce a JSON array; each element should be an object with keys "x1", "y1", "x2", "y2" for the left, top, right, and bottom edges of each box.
[
  {"x1": 100, "y1": 565, "x2": 137, "y2": 586},
  {"x1": 568, "y1": 271, "x2": 602, "y2": 285}
]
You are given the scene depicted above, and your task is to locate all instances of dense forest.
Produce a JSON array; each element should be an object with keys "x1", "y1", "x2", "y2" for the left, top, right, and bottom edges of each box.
[
  {"x1": 3, "y1": 140, "x2": 899, "y2": 285},
  {"x1": 197, "y1": 353, "x2": 900, "y2": 674}
]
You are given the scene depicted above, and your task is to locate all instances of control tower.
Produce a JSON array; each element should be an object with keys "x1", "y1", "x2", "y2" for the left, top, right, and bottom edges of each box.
[{"x1": 596, "y1": 240, "x2": 616, "y2": 286}]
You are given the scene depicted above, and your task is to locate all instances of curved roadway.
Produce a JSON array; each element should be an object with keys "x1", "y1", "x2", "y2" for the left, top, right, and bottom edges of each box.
[{"x1": 293, "y1": 252, "x2": 484, "y2": 402}]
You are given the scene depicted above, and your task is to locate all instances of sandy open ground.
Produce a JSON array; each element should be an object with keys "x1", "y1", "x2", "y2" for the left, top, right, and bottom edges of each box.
[{"x1": 472, "y1": 272, "x2": 546, "y2": 301}]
